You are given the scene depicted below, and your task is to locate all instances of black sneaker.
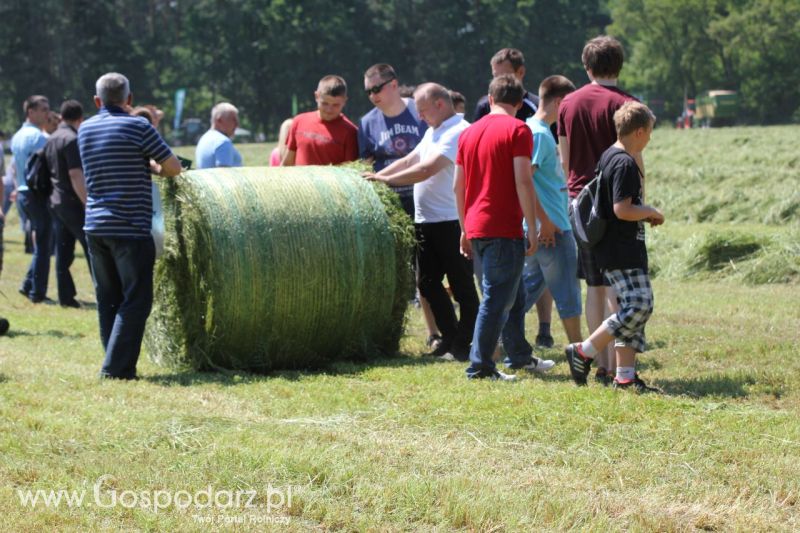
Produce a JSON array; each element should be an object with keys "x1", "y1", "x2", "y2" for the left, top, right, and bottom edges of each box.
[
  {"x1": 613, "y1": 374, "x2": 662, "y2": 394},
  {"x1": 0, "y1": 318, "x2": 9, "y2": 336},
  {"x1": 595, "y1": 368, "x2": 613, "y2": 386},
  {"x1": 535, "y1": 333, "x2": 555, "y2": 348},
  {"x1": 565, "y1": 344, "x2": 592, "y2": 386},
  {"x1": 467, "y1": 369, "x2": 517, "y2": 381}
]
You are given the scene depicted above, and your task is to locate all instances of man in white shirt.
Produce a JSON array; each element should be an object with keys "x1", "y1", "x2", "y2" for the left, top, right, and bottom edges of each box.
[{"x1": 365, "y1": 83, "x2": 478, "y2": 361}]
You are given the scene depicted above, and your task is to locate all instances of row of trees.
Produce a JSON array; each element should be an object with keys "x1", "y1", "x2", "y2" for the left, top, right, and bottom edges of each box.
[{"x1": 0, "y1": 0, "x2": 797, "y2": 137}]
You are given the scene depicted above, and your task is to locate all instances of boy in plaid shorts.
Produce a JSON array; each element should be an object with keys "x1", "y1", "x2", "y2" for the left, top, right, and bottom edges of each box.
[{"x1": 565, "y1": 101, "x2": 663, "y2": 392}]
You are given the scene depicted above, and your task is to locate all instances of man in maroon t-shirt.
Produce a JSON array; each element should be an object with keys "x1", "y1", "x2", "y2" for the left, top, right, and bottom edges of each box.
[
  {"x1": 558, "y1": 35, "x2": 641, "y2": 383},
  {"x1": 282, "y1": 75, "x2": 358, "y2": 166},
  {"x1": 455, "y1": 74, "x2": 555, "y2": 381}
]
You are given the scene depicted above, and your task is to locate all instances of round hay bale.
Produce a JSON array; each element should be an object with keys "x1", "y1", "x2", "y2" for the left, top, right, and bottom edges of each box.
[{"x1": 145, "y1": 166, "x2": 414, "y2": 372}]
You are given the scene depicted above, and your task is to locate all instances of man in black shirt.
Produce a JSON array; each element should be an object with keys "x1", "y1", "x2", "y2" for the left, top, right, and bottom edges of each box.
[
  {"x1": 44, "y1": 100, "x2": 89, "y2": 308},
  {"x1": 472, "y1": 48, "x2": 540, "y2": 122}
]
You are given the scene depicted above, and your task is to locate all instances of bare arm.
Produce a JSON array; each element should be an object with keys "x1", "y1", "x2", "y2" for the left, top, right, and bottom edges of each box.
[
  {"x1": 530, "y1": 164, "x2": 560, "y2": 248},
  {"x1": 558, "y1": 135, "x2": 570, "y2": 180},
  {"x1": 373, "y1": 150, "x2": 420, "y2": 177},
  {"x1": 453, "y1": 164, "x2": 471, "y2": 259},
  {"x1": 368, "y1": 153, "x2": 449, "y2": 187},
  {"x1": 513, "y1": 156, "x2": 538, "y2": 256},
  {"x1": 68, "y1": 168, "x2": 87, "y2": 205},
  {"x1": 152, "y1": 155, "x2": 182, "y2": 178},
  {"x1": 613, "y1": 197, "x2": 664, "y2": 225},
  {"x1": 281, "y1": 150, "x2": 296, "y2": 167}
]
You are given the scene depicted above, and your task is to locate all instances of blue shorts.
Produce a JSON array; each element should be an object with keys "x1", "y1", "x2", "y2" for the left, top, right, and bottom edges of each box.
[{"x1": 522, "y1": 230, "x2": 582, "y2": 319}]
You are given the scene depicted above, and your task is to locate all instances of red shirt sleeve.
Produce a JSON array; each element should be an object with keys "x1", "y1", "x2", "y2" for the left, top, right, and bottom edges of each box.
[
  {"x1": 346, "y1": 124, "x2": 358, "y2": 162},
  {"x1": 287, "y1": 118, "x2": 299, "y2": 151},
  {"x1": 512, "y1": 123, "x2": 533, "y2": 158}
]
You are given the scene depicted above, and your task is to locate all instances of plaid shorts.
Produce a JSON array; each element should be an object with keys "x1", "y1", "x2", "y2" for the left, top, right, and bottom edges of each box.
[{"x1": 603, "y1": 269, "x2": 653, "y2": 353}]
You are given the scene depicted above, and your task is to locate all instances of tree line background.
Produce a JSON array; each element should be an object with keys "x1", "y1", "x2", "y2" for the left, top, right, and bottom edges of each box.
[{"x1": 0, "y1": 0, "x2": 798, "y2": 138}]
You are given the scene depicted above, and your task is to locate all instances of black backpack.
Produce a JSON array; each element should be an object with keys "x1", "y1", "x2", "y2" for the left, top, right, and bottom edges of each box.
[
  {"x1": 570, "y1": 153, "x2": 622, "y2": 249},
  {"x1": 25, "y1": 148, "x2": 53, "y2": 197}
]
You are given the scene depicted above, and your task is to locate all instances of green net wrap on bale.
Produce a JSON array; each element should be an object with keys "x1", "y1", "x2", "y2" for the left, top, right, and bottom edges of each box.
[{"x1": 145, "y1": 166, "x2": 414, "y2": 372}]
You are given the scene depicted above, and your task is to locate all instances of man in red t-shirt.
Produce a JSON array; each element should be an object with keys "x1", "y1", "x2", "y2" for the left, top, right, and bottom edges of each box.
[
  {"x1": 454, "y1": 74, "x2": 555, "y2": 381},
  {"x1": 282, "y1": 75, "x2": 358, "y2": 166},
  {"x1": 557, "y1": 35, "x2": 641, "y2": 384}
]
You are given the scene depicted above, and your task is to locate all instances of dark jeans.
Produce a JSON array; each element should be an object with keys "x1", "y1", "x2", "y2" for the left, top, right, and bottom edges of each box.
[
  {"x1": 17, "y1": 189, "x2": 52, "y2": 300},
  {"x1": 87, "y1": 234, "x2": 155, "y2": 379},
  {"x1": 51, "y1": 201, "x2": 90, "y2": 304},
  {"x1": 416, "y1": 220, "x2": 479, "y2": 357},
  {"x1": 466, "y1": 238, "x2": 533, "y2": 377}
]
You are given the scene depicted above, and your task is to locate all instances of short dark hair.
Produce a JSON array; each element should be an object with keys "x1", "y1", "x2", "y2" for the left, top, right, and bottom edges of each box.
[
  {"x1": 490, "y1": 48, "x2": 525, "y2": 71},
  {"x1": 582, "y1": 36, "x2": 624, "y2": 78},
  {"x1": 317, "y1": 75, "x2": 348, "y2": 98},
  {"x1": 488, "y1": 74, "x2": 524, "y2": 106},
  {"x1": 538, "y1": 75, "x2": 576, "y2": 104},
  {"x1": 449, "y1": 91, "x2": 466, "y2": 107},
  {"x1": 23, "y1": 95, "x2": 49, "y2": 114},
  {"x1": 60, "y1": 100, "x2": 83, "y2": 122},
  {"x1": 364, "y1": 63, "x2": 396, "y2": 82},
  {"x1": 614, "y1": 101, "x2": 656, "y2": 137},
  {"x1": 131, "y1": 106, "x2": 154, "y2": 124}
]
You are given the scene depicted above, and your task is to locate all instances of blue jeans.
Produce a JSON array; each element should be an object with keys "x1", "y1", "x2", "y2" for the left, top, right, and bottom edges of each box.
[
  {"x1": 51, "y1": 200, "x2": 90, "y2": 304},
  {"x1": 17, "y1": 189, "x2": 52, "y2": 300},
  {"x1": 466, "y1": 238, "x2": 533, "y2": 377},
  {"x1": 522, "y1": 230, "x2": 582, "y2": 319},
  {"x1": 87, "y1": 234, "x2": 155, "y2": 379}
]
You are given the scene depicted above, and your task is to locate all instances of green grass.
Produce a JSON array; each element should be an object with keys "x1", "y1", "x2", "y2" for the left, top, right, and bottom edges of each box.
[{"x1": 1, "y1": 127, "x2": 799, "y2": 531}]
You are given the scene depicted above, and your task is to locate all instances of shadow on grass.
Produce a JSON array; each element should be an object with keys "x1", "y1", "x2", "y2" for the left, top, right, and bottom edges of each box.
[
  {"x1": 4, "y1": 329, "x2": 85, "y2": 340},
  {"x1": 0, "y1": 373, "x2": 8, "y2": 384},
  {"x1": 143, "y1": 352, "x2": 442, "y2": 387},
  {"x1": 656, "y1": 373, "x2": 757, "y2": 398}
]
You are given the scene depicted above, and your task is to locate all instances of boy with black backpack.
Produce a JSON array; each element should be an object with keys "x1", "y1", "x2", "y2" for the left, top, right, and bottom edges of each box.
[{"x1": 565, "y1": 101, "x2": 664, "y2": 392}]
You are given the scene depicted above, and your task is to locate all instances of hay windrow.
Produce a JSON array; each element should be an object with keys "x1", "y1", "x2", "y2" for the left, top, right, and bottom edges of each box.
[{"x1": 145, "y1": 166, "x2": 414, "y2": 372}]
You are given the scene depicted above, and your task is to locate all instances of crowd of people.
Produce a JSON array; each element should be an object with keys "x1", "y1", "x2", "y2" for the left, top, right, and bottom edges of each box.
[{"x1": 1, "y1": 35, "x2": 665, "y2": 392}]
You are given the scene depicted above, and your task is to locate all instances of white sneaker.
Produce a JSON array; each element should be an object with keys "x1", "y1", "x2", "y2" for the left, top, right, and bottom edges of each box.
[
  {"x1": 520, "y1": 358, "x2": 556, "y2": 373},
  {"x1": 438, "y1": 352, "x2": 457, "y2": 362},
  {"x1": 489, "y1": 370, "x2": 517, "y2": 381}
]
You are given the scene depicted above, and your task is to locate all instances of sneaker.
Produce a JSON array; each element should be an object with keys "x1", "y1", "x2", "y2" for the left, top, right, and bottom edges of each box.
[
  {"x1": 487, "y1": 370, "x2": 517, "y2": 382},
  {"x1": 467, "y1": 369, "x2": 517, "y2": 381},
  {"x1": 565, "y1": 344, "x2": 593, "y2": 386},
  {"x1": 0, "y1": 318, "x2": 9, "y2": 336},
  {"x1": 595, "y1": 368, "x2": 613, "y2": 386},
  {"x1": 60, "y1": 299, "x2": 81, "y2": 309},
  {"x1": 535, "y1": 333, "x2": 555, "y2": 348},
  {"x1": 613, "y1": 374, "x2": 662, "y2": 394},
  {"x1": 437, "y1": 352, "x2": 457, "y2": 362},
  {"x1": 512, "y1": 357, "x2": 556, "y2": 373}
]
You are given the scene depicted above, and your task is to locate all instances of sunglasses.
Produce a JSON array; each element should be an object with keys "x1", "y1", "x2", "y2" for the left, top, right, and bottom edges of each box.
[{"x1": 365, "y1": 78, "x2": 395, "y2": 95}]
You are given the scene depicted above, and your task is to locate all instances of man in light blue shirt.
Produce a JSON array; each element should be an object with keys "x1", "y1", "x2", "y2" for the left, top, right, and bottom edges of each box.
[
  {"x1": 11, "y1": 95, "x2": 51, "y2": 302},
  {"x1": 196, "y1": 102, "x2": 242, "y2": 168},
  {"x1": 523, "y1": 76, "x2": 584, "y2": 347}
]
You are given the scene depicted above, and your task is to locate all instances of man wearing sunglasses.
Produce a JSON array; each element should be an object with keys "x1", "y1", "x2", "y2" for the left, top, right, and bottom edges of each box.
[{"x1": 358, "y1": 64, "x2": 427, "y2": 217}]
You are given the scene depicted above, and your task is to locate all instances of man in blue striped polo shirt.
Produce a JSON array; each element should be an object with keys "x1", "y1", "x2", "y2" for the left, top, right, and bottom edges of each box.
[{"x1": 79, "y1": 72, "x2": 182, "y2": 380}]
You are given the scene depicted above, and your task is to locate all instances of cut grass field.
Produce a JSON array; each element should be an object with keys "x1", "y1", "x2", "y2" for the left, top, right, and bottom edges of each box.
[{"x1": 1, "y1": 126, "x2": 798, "y2": 531}]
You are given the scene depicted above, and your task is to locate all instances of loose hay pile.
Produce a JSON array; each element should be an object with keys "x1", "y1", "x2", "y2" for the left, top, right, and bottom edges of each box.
[{"x1": 145, "y1": 166, "x2": 415, "y2": 372}]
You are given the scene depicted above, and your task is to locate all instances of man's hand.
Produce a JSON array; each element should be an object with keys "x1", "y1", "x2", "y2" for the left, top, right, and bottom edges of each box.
[
  {"x1": 537, "y1": 217, "x2": 561, "y2": 248},
  {"x1": 460, "y1": 232, "x2": 472, "y2": 260},
  {"x1": 647, "y1": 207, "x2": 665, "y2": 226},
  {"x1": 525, "y1": 230, "x2": 538, "y2": 256},
  {"x1": 361, "y1": 171, "x2": 380, "y2": 182}
]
